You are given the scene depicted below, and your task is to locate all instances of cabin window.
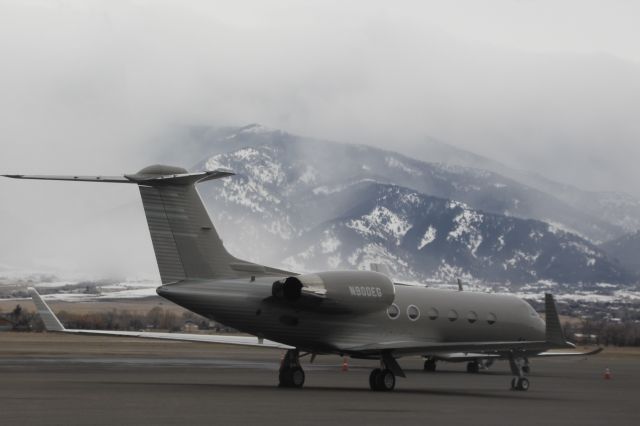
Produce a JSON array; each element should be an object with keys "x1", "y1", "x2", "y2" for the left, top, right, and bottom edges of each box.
[
  {"x1": 487, "y1": 313, "x2": 497, "y2": 325},
  {"x1": 467, "y1": 311, "x2": 478, "y2": 323},
  {"x1": 448, "y1": 309, "x2": 458, "y2": 322},
  {"x1": 387, "y1": 304, "x2": 400, "y2": 319},
  {"x1": 407, "y1": 305, "x2": 420, "y2": 321},
  {"x1": 427, "y1": 307, "x2": 439, "y2": 320}
]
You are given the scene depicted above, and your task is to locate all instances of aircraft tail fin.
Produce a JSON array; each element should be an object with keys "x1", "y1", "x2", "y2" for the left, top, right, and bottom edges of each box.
[{"x1": 6, "y1": 165, "x2": 288, "y2": 283}]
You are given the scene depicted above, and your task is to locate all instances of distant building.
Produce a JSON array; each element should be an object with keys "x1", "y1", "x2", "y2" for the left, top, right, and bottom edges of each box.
[
  {"x1": 181, "y1": 320, "x2": 199, "y2": 333},
  {"x1": 573, "y1": 333, "x2": 599, "y2": 344}
]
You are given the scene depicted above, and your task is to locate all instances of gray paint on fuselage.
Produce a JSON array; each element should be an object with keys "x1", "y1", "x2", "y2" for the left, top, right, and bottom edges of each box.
[{"x1": 157, "y1": 277, "x2": 545, "y2": 356}]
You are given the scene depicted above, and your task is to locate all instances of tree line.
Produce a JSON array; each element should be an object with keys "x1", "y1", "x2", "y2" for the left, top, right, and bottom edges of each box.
[{"x1": 2, "y1": 303, "x2": 639, "y2": 344}]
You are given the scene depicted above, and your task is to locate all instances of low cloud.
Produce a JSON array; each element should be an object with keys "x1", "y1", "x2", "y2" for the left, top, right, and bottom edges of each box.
[{"x1": 0, "y1": 1, "x2": 638, "y2": 276}]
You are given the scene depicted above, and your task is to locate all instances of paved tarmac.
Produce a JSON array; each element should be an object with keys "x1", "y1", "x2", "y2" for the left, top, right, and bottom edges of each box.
[{"x1": 0, "y1": 333, "x2": 637, "y2": 425}]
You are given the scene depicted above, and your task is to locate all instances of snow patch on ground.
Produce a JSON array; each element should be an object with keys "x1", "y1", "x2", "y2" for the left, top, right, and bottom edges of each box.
[
  {"x1": 239, "y1": 124, "x2": 276, "y2": 134},
  {"x1": 312, "y1": 179, "x2": 377, "y2": 195},
  {"x1": 347, "y1": 243, "x2": 409, "y2": 271},
  {"x1": 503, "y1": 251, "x2": 540, "y2": 269},
  {"x1": 433, "y1": 260, "x2": 473, "y2": 282},
  {"x1": 448, "y1": 208, "x2": 484, "y2": 256},
  {"x1": 320, "y1": 231, "x2": 341, "y2": 254},
  {"x1": 562, "y1": 241, "x2": 598, "y2": 257},
  {"x1": 299, "y1": 166, "x2": 317, "y2": 184},
  {"x1": 385, "y1": 156, "x2": 422, "y2": 176},
  {"x1": 347, "y1": 206, "x2": 412, "y2": 245},
  {"x1": 418, "y1": 226, "x2": 437, "y2": 250}
]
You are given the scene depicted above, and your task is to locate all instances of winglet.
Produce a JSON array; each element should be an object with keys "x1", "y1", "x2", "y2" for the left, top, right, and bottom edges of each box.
[
  {"x1": 545, "y1": 293, "x2": 570, "y2": 347},
  {"x1": 28, "y1": 288, "x2": 65, "y2": 332}
]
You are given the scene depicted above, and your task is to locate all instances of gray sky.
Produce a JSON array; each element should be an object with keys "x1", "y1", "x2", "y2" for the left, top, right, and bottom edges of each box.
[{"x1": 1, "y1": 0, "x2": 639, "y2": 277}]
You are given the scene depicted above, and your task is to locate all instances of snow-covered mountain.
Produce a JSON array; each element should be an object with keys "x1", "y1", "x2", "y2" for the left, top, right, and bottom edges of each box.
[
  {"x1": 600, "y1": 231, "x2": 640, "y2": 277},
  {"x1": 156, "y1": 124, "x2": 633, "y2": 285},
  {"x1": 408, "y1": 138, "x2": 640, "y2": 235},
  {"x1": 281, "y1": 182, "x2": 627, "y2": 285}
]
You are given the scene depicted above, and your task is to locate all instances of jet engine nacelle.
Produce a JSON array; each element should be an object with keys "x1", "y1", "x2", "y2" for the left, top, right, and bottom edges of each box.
[{"x1": 272, "y1": 270, "x2": 395, "y2": 314}]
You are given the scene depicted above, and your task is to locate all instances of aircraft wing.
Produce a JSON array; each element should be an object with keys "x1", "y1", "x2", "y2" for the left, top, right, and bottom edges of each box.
[
  {"x1": 29, "y1": 288, "x2": 293, "y2": 350},
  {"x1": 343, "y1": 339, "x2": 567, "y2": 356},
  {"x1": 427, "y1": 347, "x2": 602, "y2": 362}
]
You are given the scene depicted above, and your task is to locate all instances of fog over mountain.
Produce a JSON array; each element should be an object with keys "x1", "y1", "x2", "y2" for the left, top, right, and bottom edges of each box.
[
  {"x1": 154, "y1": 124, "x2": 634, "y2": 286},
  {"x1": 0, "y1": 1, "x2": 638, "y2": 285}
]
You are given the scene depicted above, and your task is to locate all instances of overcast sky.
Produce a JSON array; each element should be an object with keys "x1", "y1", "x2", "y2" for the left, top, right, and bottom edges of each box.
[{"x1": 0, "y1": 0, "x2": 638, "y2": 277}]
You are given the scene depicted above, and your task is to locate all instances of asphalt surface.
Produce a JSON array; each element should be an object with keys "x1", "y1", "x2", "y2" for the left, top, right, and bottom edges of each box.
[{"x1": 0, "y1": 333, "x2": 637, "y2": 425}]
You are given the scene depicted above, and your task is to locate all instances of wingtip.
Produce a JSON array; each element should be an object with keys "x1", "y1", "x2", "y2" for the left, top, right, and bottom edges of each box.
[
  {"x1": 212, "y1": 168, "x2": 235, "y2": 176},
  {"x1": 2, "y1": 174, "x2": 24, "y2": 179}
]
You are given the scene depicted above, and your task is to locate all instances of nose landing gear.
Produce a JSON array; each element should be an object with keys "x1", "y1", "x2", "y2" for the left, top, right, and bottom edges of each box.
[
  {"x1": 423, "y1": 357, "x2": 437, "y2": 372},
  {"x1": 508, "y1": 354, "x2": 530, "y2": 391}
]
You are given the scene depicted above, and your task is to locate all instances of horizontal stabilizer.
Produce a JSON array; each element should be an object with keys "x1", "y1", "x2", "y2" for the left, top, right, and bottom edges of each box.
[
  {"x1": 2, "y1": 167, "x2": 234, "y2": 186},
  {"x1": 2, "y1": 174, "x2": 131, "y2": 183},
  {"x1": 28, "y1": 288, "x2": 65, "y2": 332},
  {"x1": 536, "y1": 347, "x2": 603, "y2": 357}
]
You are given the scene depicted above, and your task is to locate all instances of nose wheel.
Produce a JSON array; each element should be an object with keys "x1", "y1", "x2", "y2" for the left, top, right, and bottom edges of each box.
[
  {"x1": 423, "y1": 358, "x2": 437, "y2": 372},
  {"x1": 511, "y1": 377, "x2": 530, "y2": 391},
  {"x1": 508, "y1": 354, "x2": 530, "y2": 391}
]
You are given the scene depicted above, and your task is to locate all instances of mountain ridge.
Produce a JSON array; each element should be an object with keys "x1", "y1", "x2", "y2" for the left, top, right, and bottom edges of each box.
[{"x1": 155, "y1": 124, "x2": 635, "y2": 285}]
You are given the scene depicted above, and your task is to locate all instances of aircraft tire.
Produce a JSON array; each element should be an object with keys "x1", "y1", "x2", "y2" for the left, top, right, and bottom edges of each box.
[
  {"x1": 466, "y1": 361, "x2": 479, "y2": 374},
  {"x1": 424, "y1": 359, "x2": 436, "y2": 372},
  {"x1": 516, "y1": 377, "x2": 529, "y2": 391},
  {"x1": 375, "y1": 369, "x2": 395, "y2": 391},
  {"x1": 279, "y1": 367, "x2": 305, "y2": 388},
  {"x1": 278, "y1": 369, "x2": 291, "y2": 387},
  {"x1": 369, "y1": 368, "x2": 382, "y2": 390}
]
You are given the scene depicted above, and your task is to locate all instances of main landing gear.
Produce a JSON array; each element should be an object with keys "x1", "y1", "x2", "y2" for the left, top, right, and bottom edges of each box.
[
  {"x1": 423, "y1": 358, "x2": 437, "y2": 372},
  {"x1": 508, "y1": 354, "x2": 530, "y2": 391},
  {"x1": 279, "y1": 349, "x2": 305, "y2": 388},
  {"x1": 369, "y1": 368, "x2": 396, "y2": 391},
  {"x1": 370, "y1": 352, "x2": 405, "y2": 391},
  {"x1": 466, "y1": 361, "x2": 480, "y2": 373}
]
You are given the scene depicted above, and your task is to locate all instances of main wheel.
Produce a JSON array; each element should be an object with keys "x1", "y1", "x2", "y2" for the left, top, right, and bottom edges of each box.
[
  {"x1": 279, "y1": 367, "x2": 305, "y2": 388},
  {"x1": 466, "y1": 362, "x2": 479, "y2": 373},
  {"x1": 424, "y1": 359, "x2": 436, "y2": 372},
  {"x1": 374, "y1": 369, "x2": 396, "y2": 391},
  {"x1": 516, "y1": 377, "x2": 529, "y2": 391},
  {"x1": 279, "y1": 369, "x2": 290, "y2": 387},
  {"x1": 289, "y1": 367, "x2": 305, "y2": 388},
  {"x1": 369, "y1": 368, "x2": 382, "y2": 391}
]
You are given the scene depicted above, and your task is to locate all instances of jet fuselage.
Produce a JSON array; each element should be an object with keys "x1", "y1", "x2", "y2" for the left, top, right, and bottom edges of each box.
[{"x1": 157, "y1": 277, "x2": 545, "y2": 357}]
